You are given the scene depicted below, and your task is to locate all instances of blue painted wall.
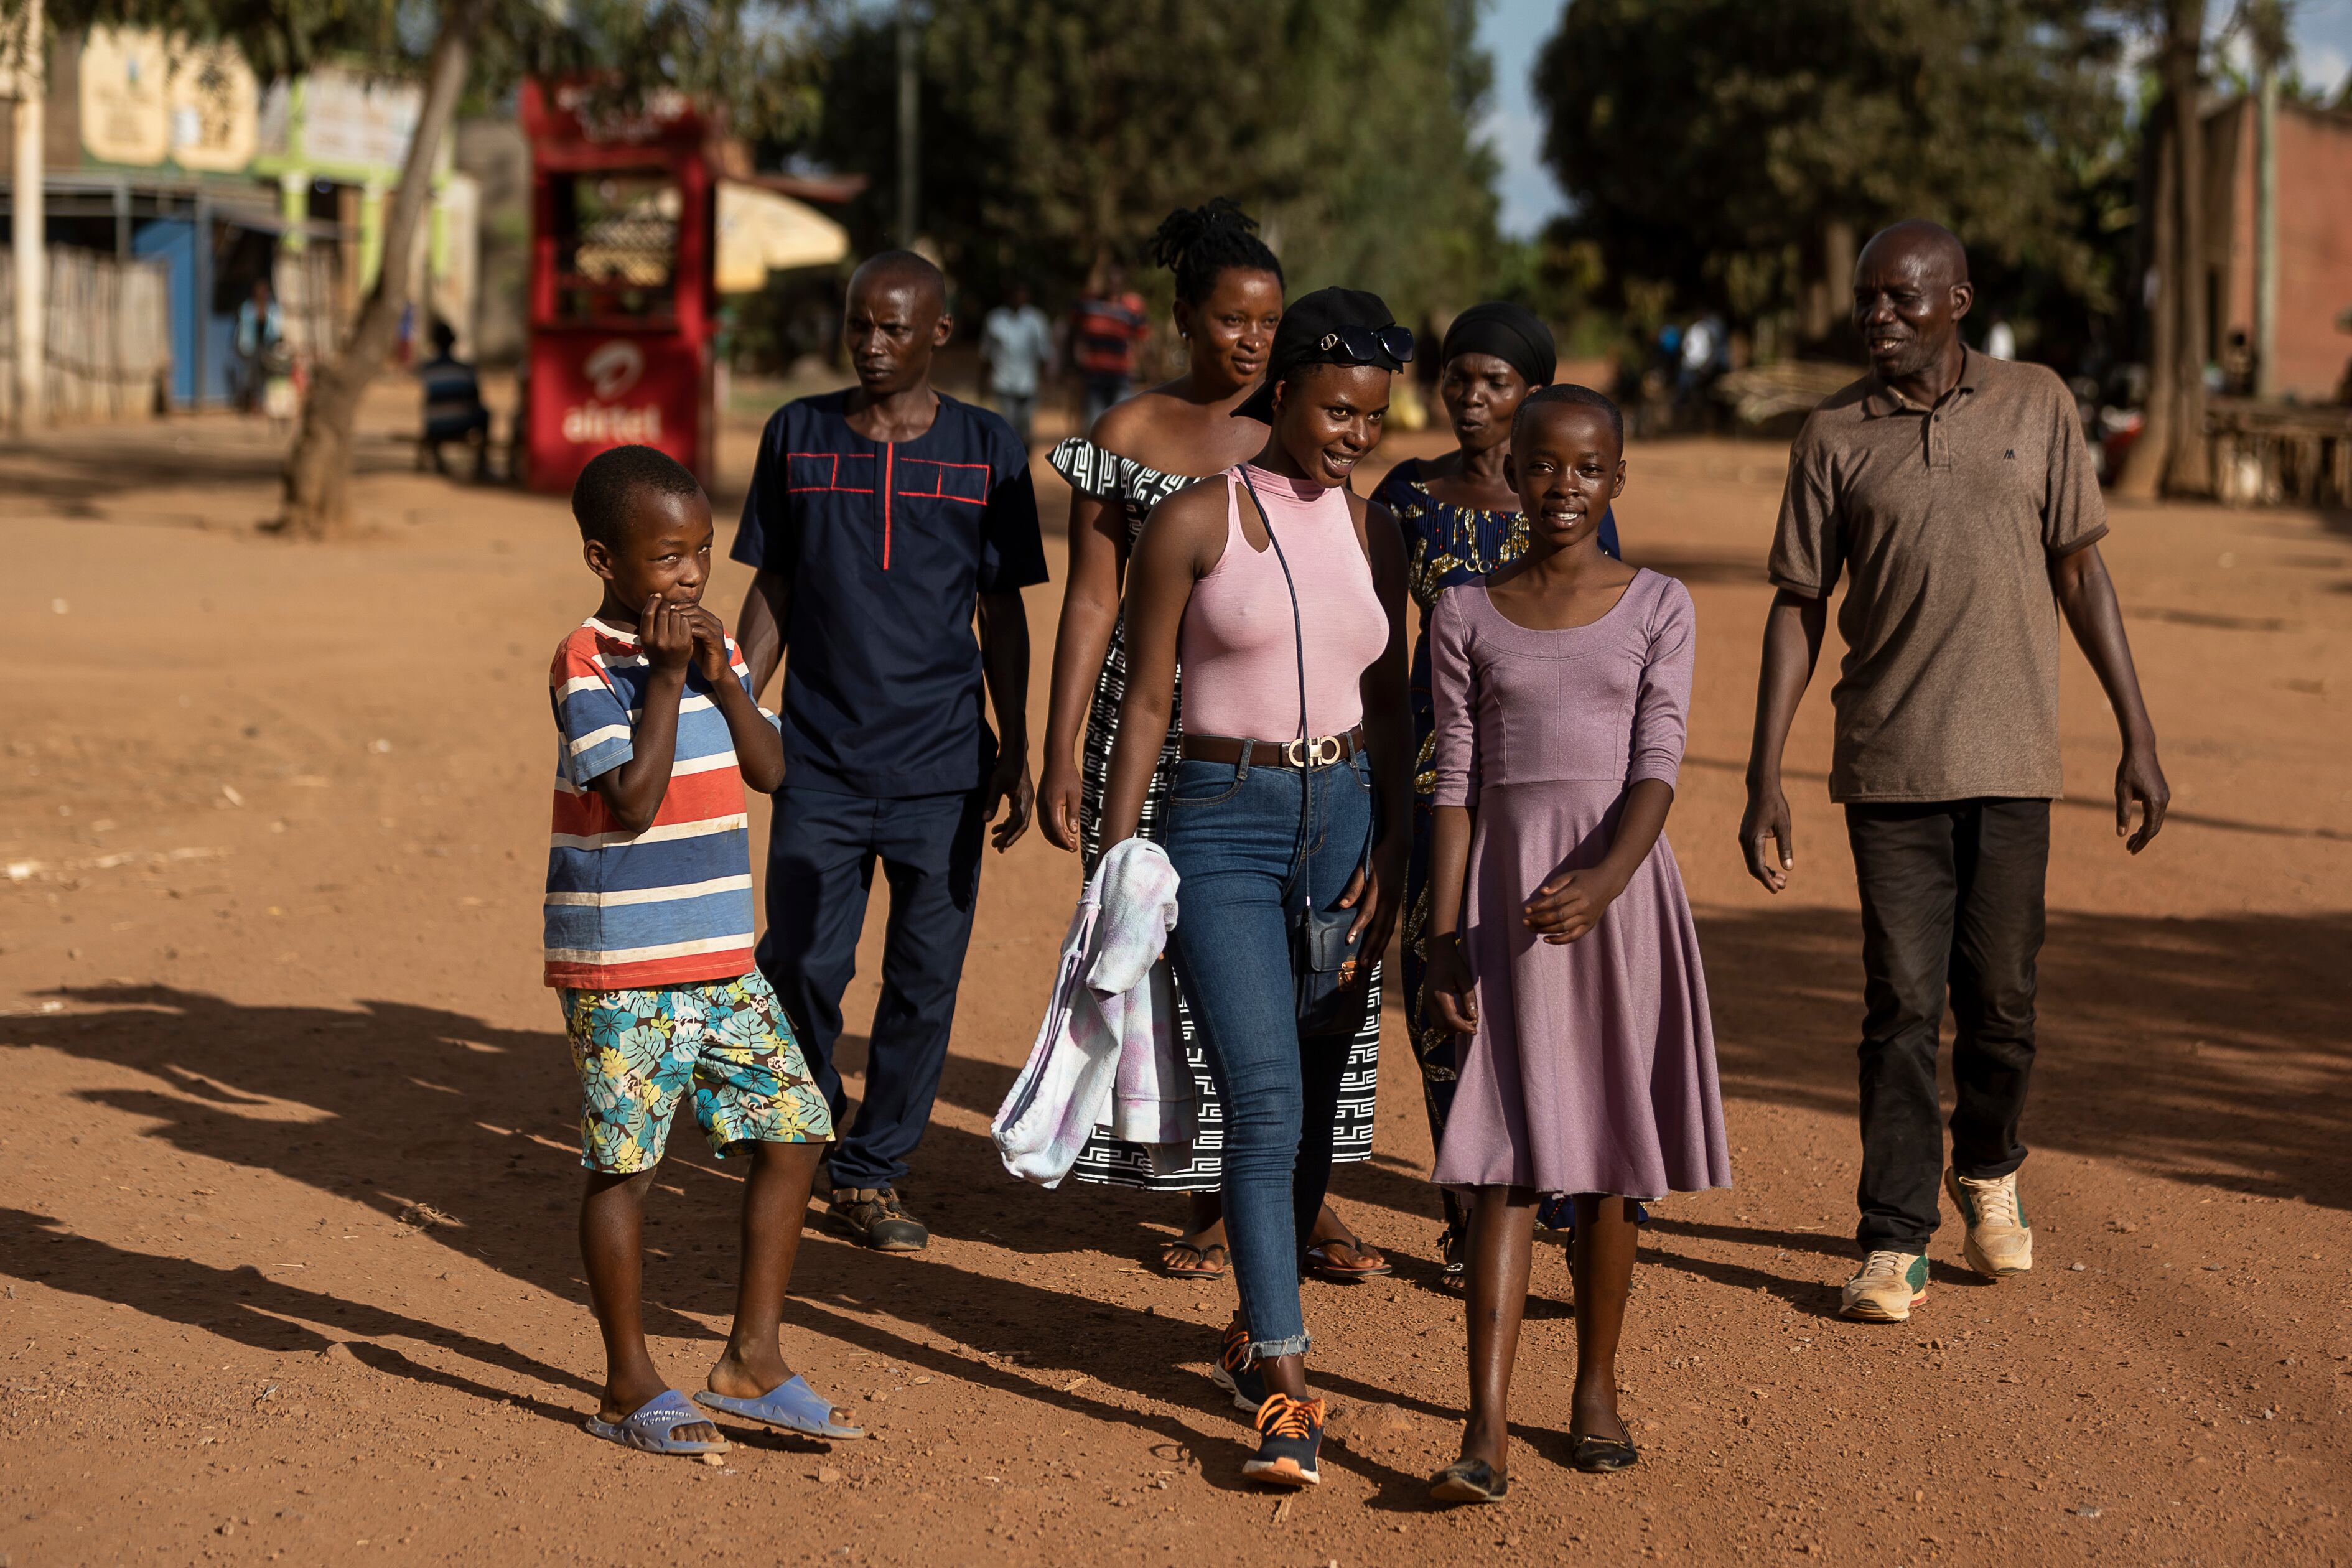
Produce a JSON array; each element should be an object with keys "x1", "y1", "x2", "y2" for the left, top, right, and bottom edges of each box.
[{"x1": 133, "y1": 218, "x2": 198, "y2": 407}]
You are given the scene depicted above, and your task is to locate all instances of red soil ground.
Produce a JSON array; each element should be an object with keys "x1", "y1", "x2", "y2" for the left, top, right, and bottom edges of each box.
[{"x1": 2, "y1": 383, "x2": 2348, "y2": 1565}]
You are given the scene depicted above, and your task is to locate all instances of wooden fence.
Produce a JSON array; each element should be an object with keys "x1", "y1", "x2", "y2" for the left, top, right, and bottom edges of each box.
[
  {"x1": 2207, "y1": 398, "x2": 2352, "y2": 509},
  {"x1": 0, "y1": 246, "x2": 174, "y2": 426}
]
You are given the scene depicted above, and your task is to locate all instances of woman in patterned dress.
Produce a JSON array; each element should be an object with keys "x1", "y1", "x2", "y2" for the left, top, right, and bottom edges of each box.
[
  {"x1": 1370, "y1": 304, "x2": 1620, "y2": 1287},
  {"x1": 1040, "y1": 201, "x2": 1391, "y2": 1282}
]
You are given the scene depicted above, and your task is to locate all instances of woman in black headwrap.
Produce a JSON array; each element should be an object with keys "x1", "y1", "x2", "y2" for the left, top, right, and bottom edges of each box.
[{"x1": 1370, "y1": 302, "x2": 1620, "y2": 1289}]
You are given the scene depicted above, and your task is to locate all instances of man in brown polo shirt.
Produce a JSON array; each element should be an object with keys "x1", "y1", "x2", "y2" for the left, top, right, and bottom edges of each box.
[{"x1": 1739, "y1": 220, "x2": 2168, "y2": 1324}]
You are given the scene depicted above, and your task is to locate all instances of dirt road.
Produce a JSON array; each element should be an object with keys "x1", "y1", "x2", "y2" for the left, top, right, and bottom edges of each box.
[{"x1": 3, "y1": 390, "x2": 2348, "y2": 1565}]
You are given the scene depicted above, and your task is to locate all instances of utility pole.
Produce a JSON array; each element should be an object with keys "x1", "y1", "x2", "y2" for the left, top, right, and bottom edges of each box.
[
  {"x1": 7, "y1": 0, "x2": 44, "y2": 434},
  {"x1": 2249, "y1": 0, "x2": 2286, "y2": 401},
  {"x1": 895, "y1": 0, "x2": 920, "y2": 249}
]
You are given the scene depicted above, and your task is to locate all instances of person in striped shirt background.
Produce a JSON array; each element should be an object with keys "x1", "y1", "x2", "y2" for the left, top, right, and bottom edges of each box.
[{"x1": 546, "y1": 444, "x2": 857, "y2": 1458}]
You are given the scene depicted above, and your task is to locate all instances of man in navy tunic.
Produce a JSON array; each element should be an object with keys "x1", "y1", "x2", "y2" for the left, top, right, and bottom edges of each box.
[{"x1": 734, "y1": 250, "x2": 1045, "y2": 1251}]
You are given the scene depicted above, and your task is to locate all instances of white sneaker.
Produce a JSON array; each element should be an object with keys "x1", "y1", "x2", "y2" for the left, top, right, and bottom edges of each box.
[
  {"x1": 1946, "y1": 1167, "x2": 2033, "y2": 1277},
  {"x1": 1841, "y1": 1249, "x2": 1928, "y2": 1322}
]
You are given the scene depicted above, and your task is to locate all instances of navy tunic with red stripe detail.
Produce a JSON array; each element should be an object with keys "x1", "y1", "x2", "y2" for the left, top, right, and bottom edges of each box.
[{"x1": 732, "y1": 391, "x2": 1048, "y2": 798}]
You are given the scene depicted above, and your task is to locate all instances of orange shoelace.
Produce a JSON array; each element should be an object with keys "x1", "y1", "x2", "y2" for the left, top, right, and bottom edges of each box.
[
  {"x1": 1255, "y1": 1394, "x2": 1325, "y2": 1440},
  {"x1": 1220, "y1": 1324, "x2": 1251, "y2": 1371}
]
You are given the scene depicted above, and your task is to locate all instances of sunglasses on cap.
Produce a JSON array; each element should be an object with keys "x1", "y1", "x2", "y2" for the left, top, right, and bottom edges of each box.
[{"x1": 1314, "y1": 324, "x2": 1416, "y2": 368}]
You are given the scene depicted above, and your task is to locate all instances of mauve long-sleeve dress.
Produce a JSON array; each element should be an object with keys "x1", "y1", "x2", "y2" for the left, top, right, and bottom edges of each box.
[{"x1": 1426, "y1": 571, "x2": 1733, "y2": 1200}]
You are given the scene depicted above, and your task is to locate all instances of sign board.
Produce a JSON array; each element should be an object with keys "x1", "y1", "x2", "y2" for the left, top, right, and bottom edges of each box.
[
  {"x1": 78, "y1": 28, "x2": 258, "y2": 172},
  {"x1": 167, "y1": 41, "x2": 258, "y2": 172},
  {"x1": 299, "y1": 67, "x2": 421, "y2": 174},
  {"x1": 79, "y1": 28, "x2": 169, "y2": 166},
  {"x1": 528, "y1": 331, "x2": 706, "y2": 492}
]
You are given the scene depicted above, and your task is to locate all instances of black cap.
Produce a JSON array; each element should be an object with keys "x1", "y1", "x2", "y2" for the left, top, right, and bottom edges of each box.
[{"x1": 1231, "y1": 286, "x2": 1406, "y2": 422}]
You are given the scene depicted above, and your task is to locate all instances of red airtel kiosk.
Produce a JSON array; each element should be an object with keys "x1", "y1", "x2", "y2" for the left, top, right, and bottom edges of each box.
[{"x1": 521, "y1": 80, "x2": 717, "y2": 494}]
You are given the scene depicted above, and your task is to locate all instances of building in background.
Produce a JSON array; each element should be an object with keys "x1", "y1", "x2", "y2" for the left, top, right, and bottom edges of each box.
[
  {"x1": 2203, "y1": 96, "x2": 2352, "y2": 403},
  {"x1": 0, "y1": 27, "x2": 476, "y2": 411}
]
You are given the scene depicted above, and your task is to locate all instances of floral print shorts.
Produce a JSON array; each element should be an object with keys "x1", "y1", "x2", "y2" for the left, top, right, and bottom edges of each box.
[{"x1": 559, "y1": 971, "x2": 833, "y2": 1174}]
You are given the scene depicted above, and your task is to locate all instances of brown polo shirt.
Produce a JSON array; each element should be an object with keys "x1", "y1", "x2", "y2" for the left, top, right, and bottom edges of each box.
[{"x1": 1768, "y1": 352, "x2": 2106, "y2": 803}]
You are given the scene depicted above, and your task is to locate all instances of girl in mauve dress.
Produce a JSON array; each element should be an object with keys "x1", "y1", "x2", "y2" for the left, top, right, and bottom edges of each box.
[{"x1": 1420, "y1": 385, "x2": 1731, "y2": 1503}]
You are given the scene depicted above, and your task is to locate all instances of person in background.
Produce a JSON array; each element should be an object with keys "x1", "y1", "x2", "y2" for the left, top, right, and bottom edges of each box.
[
  {"x1": 1370, "y1": 302, "x2": 1620, "y2": 1291},
  {"x1": 418, "y1": 320, "x2": 494, "y2": 480},
  {"x1": 234, "y1": 279, "x2": 281, "y2": 416},
  {"x1": 1675, "y1": 314, "x2": 1727, "y2": 421},
  {"x1": 1071, "y1": 261, "x2": 1152, "y2": 427},
  {"x1": 981, "y1": 282, "x2": 1053, "y2": 449},
  {"x1": 2219, "y1": 328, "x2": 2254, "y2": 396},
  {"x1": 733, "y1": 251, "x2": 1047, "y2": 1254},
  {"x1": 1740, "y1": 220, "x2": 2168, "y2": 1324},
  {"x1": 1040, "y1": 200, "x2": 1389, "y2": 1286}
]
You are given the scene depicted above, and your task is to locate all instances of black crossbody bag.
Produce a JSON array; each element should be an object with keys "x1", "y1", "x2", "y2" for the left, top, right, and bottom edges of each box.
[{"x1": 1234, "y1": 469, "x2": 1372, "y2": 1039}]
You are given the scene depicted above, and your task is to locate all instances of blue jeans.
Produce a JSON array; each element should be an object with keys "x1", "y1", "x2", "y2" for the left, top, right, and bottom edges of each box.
[{"x1": 1163, "y1": 747, "x2": 1376, "y2": 1361}]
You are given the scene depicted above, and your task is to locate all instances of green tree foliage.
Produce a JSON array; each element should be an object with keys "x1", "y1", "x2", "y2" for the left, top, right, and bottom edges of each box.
[
  {"x1": 802, "y1": 0, "x2": 1501, "y2": 322},
  {"x1": 1535, "y1": 0, "x2": 2132, "y2": 351}
]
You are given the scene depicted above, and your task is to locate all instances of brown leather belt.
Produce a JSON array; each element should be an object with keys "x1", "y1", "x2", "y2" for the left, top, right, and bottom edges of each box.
[{"x1": 1178, "y1": 727, "x2": 1367, "y2": 770}]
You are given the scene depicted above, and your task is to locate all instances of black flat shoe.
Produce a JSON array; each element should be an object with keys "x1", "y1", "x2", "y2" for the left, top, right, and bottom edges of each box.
[
  {"x1": 1429, "y1": 1457, "x2": 1507, "y2": 1503},
  {"x1": 1569, "y1": 1430, "x2": 1639, "y2": 1473}
]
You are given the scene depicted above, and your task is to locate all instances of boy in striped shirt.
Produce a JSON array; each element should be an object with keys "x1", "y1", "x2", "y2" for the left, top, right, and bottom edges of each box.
[{"x1": 547, "y1": 445, "x2": 855, "y2": 1457}]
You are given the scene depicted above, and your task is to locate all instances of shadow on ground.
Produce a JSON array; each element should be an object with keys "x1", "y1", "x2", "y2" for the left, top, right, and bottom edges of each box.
[{"x1": 4, "y1": 902, "x2": 2343, "y2": 1473}]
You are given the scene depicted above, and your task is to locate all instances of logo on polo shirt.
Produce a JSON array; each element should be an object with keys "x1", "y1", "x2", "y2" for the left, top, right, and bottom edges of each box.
[{"x1": 2005, "y1": 449, "x2": 2016, "y2": 459}]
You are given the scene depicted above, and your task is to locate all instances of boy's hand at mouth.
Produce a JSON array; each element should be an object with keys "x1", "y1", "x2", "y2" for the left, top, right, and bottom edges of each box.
[
  {"x1": 642, "y1": 595, "x2": 698, "y2": 675},
  {"x1": 686, "y1": 605, "x2": 734, "y2": 687}
]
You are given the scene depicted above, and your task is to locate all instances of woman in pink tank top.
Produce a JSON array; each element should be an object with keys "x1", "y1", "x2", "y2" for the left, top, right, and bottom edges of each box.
[{"x1": 1096, "y1": 288, "x2": 1414, "y2": 1488}]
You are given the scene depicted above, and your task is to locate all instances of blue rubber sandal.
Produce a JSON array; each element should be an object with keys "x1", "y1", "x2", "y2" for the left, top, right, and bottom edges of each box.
[
  {"x1": 694, "y1": 1375, "x2": 865, "y2": 1440},
  {"x1": 585, "y1": 1388, "x2": 731, "y2": 1455}
]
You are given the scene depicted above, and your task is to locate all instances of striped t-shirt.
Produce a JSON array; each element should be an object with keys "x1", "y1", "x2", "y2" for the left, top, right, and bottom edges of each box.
[{"x1": 544, "y1": 616, "x2": 773, "y2": 991}]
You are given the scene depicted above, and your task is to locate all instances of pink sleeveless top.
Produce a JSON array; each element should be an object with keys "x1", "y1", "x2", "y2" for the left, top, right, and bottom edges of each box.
[{"x1": 1177, "y1": 464, "x2": 1389, "y2": 744}]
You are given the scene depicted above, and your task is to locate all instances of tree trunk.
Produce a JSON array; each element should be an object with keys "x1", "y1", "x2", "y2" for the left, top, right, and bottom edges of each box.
[
  {"x1": 2160, "y1": 0, "x2": 2211, "y2": 496},
  {"x1": 2115, "y1": 95, "x2": 2176, "y2": 502},
  {"x1": 274, "y1": 0, "x2": 487, "y2": 538},
  {"x1": 2117, "y1": 0, "x2": 2210, "y2": 500}
]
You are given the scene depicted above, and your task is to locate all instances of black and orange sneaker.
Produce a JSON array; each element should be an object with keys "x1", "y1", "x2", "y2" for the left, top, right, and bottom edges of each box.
[
  {"x1": 1207, "y1": 1322, "x2": 1267, "y2": 1412},
  {"x1": 1242, "y1": 1393, "x2": 1325, "y2": 1487}
]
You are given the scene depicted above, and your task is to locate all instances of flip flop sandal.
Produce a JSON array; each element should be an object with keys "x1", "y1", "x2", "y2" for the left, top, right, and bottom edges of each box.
[
  {"x1": 1436, "y1": 1223, "x2": 1468, "y2": 1292},
  {"x1": 1569, "y1": 1429, "x2": 1640, "y2": 1473},
  {"x1": 694, "y1": 1375, "x2": 865, "y2": 1440},
  {"x1": 1430, "y1": 1457, "x2": 1508, "y2": 1503},
  {"x1": 585, "y1": 1388, "x2": 731, "y2": 1456},
  {"x1": 1304, "y1": 1238, "x2": 1394, "y2": 1282},
  {"x1": 1158, "y1": 1240, "x2": 1231, "y2": 1280}
]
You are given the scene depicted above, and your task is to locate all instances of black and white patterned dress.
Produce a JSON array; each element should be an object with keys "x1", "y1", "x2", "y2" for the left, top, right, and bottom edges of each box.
[{"x1": 1050, "y1": 436, "x2": 1383, "y2": 1191}]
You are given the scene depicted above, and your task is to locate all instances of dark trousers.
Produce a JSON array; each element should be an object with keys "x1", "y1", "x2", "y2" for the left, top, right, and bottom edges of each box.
[
  {"x1": 758, "y1": 785, "x2": 985, "y2": 1191},
  {"x1": 1844, "y1": 799, "x2": 2048, "y2": 1253},
  {"x1": 1082, "y1": 373, "x2": 1129, "y2": 428}
]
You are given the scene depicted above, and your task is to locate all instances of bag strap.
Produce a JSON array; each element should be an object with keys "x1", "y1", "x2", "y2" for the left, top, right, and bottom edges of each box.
[{"x1": 1234, "y1": 467, "x2": 1318, "y2": 919}]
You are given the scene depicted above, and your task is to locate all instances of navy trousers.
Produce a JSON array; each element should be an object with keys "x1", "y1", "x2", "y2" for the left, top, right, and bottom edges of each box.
[{"x1": 758, "y1": 785, "x2": 985, "y2": 1191}]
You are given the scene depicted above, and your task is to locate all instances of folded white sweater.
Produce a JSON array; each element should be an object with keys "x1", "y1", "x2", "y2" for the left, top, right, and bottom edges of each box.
[{"x1": 992, "y1": 839, "x2": 1192, "y2": 1187}]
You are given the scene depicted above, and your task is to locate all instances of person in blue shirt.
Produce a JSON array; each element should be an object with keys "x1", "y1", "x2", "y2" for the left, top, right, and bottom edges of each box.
[
  {"x1": 732, "y1": 250, "x2": 1048, "y2": 1251},
  {"x1": 418, "y1": 320, "x2": 493, "y2": 480}
]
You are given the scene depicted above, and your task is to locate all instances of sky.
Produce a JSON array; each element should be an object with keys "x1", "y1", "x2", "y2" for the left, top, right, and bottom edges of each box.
[{"x1": 1476, "y1": 0, "x2": 2352, "y2": 239}]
